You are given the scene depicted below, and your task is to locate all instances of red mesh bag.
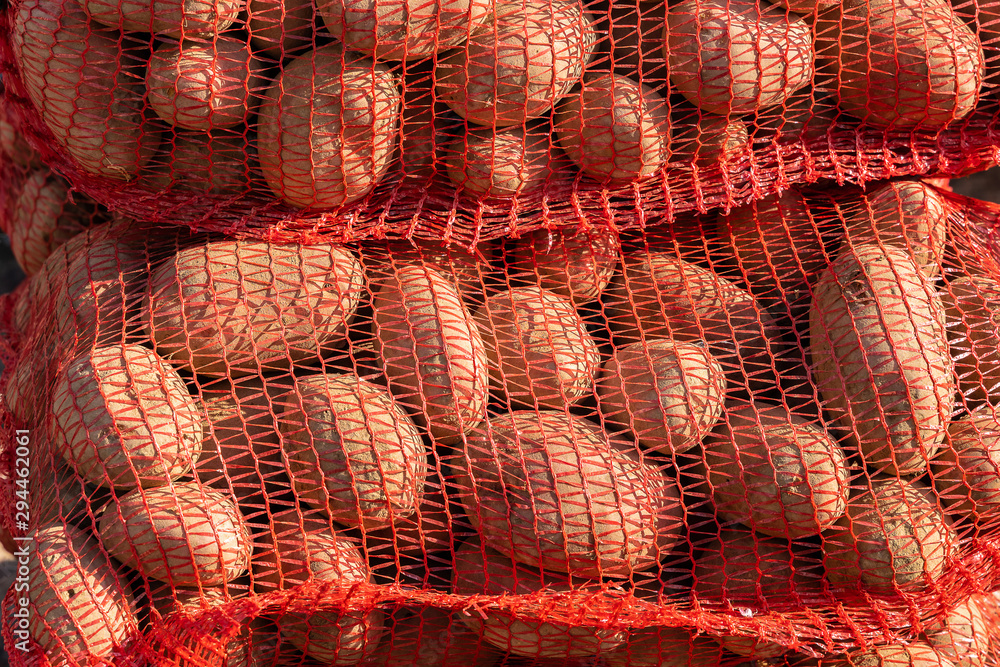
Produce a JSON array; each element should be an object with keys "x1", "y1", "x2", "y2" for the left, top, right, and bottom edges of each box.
[{"x1": 4, "y1": 177, "x2": 1000, "y2": 666}]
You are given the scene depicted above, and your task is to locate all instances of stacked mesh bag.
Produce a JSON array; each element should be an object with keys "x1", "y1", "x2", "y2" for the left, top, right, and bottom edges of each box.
[{"x1": 5, "y1": 0, "x2": 1000, "y2": 662}]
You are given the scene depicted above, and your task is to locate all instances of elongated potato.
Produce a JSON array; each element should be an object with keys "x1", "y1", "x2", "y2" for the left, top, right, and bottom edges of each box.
[
  {"x1": 821, "y1": 477, "x2": 956, "y2": 593},
  {"x1": 248, "y1": 0, "x2": 317, "y2": 58},
  {"x1": 507, "y1": 225, "x2": 619, "y2": 305},
  {"x1": 941, "y1": 275, "x2": 1000, "y2": 405},
  {"x1": 933, "y1": 410, "x2": 1000, "y2": 531},
  {"x1": 446, "y1": 123, "x2": 563, "y2": 197},
  {"x1": 142, "y1": 132, "x2": 260, "y2": 195},
  {"x1": 360, "y1": 607, "x2": 503, "y2": 667},
  {"x1": 145, "y1": 240, "x2": 363, "y2": 377},
  {"x1": 455, "y1": 410, "x2": 685, "y2": 578},
  {"x1": 453, "y1": 539, "x2": 627, "y2": 657},
  {"x1": 598, "y1": 339, "x2": 726, "y2": 455},
  {"x1": 924, "y1": 596, "x2": 993, "y2": 667},
  {"x1": 280, "y1": 372, "x2": 428, "y2": 530},
  {"x1": 820, "y1": 0, "x2": 983, "y2": 128},
  {"x1": 258, "y1": 44, "x2": 401, "y2": 209},
  {"x1": 25, "y1": 525, "x2": 137, "y2": 663},
  {"x1": 702, "y1": 401, "x2": 849, "y2": 539},
  {"x1": 12, "y1": 0, "x2": 158, "y2": 179},
  {"x1": 666, "y1": 0, "x2": 814, "y2": 116},
  {"x1": 82, "y1": 0, "x2": 240, "y2": 36},
  {"x1": 810, "y1": 244, "x2": 955, "y2": 475},
  {"x1": 436, "y1": 0, "x2": 596, "y2": 127},
  {"x1": 372, "y1": 263, "x2": 489, "y2": 443},
  {"x1": 554, "y1": 72, "x2": 671, "y2": 186},
  {"x1": 475, "y1": 286, "x2": 600, "y2": 409},
  {"x1": 99, "y1": 482, "x2": 252, "y2": 587}
]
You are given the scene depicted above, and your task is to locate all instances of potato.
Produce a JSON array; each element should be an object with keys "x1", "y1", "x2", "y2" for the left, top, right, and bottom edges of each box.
[
  {"x1": 810, "y1": 244, "x2": 954, "y2": 475},
  {"x1": 82, "y1": 0, "x2": 240, "y2": 36},
  {"x1": 99, "y1": 482, "x2": 251, "y2": 586},
  {"x1": 670, "y1": 109, "x2": 749, "y2": 170},
  {"x1": 924, "y1": 595, "x2": 993, "y2": 667},
  {"x1": 597, "y1": 339, "x2": 726, "y2": 455},
  {"x1": 605, "y1": 631, "x2": 725, "y2": 667},
  {"x1": 248, "y1": 0, "x2": 317, "y2": 59},
  {"x1": 145, "y1": 239, "x2": 363, "y2": 377},
  {"x1": 842, "y1": 179, "x2": 949, "y2": 278},
  {"x1": 360, "y1": 607, "x2": 504, "y2": 667},
  {"x1": 455, "y1": 410, "x2": 684, "y2": 578},
  {"x1": 254, "y1": 529, "x2": 383, "y2": 665},
  {"x1": 770, "y1": 0, "x2": 839, "y2": 14},
  {"x1": 9, "y1": 169, "x2": 100, "y2": 276},
  {"x1": 24, "y1": 525, "x2": 137, "y2": 663},
  {"x1": 280, "y1": 372, "x2": 428, "y2": 530},
  {"x1": 506, "y1": 225, "x2": 619, "y2": 305},
  {"x1": 372, "y1": 262, "x2": 490, "y2": 443},
  {"x1": 48, "y1": 344, "x2": 203, "y2": 490},
  {"x1": 142, "y1": 132, "x2": 260, "y2": 195},
  {"x1": 475, "y1": 286, "x2": 600, "y2": 409},
  {"x1": 12, "y1": 0, "x2": 158, "y2": 179},
  {"x1": 819, "y1": 0, "x2": 983, "y2": 128},
  {"x1": 554, "y1": 72, "x2": 671, "y2": 186},
  {"x1": 666, "y1": 0, "x2": 814, "y2": 116},
  {"x1": 318, "y1": 0, "x2": 490, "y2": 60},
  {"x1": 701, "y1": 400, "x2": 849, "y2": 538},
  {"x1": 446, "y1": 123, "x2": 563, "y2": 197},
  {"x1": 147, "y1": 38, "x2": 261, "y2": 131},
  {"x1": 366, "y1": 239, "x2": 493, "y2": 300},
  {"x1": 941, "y1": 275, "x2": 1000, "y2": 405},
  {"x1": 825, "y1": 644, "x2": 955, "y2": 667},
  {"x1": 821, "y1": 476, "x2": 956, "y2": 592},
  {"x1": 258, "y1": 44, "x2": 401, "y2": 209},
  {"x1": 0, "y1": 98, "x2": 41, "y2": 167},
  {"x1": 932, "y1": 410, "x2": 1000, "y2": 531},
  {"x1": 452, "y1": 539, "x2": 627, "y2": 658},
  {"x1": 435, "y1": 0, "x2": 596, "y2": 127}
]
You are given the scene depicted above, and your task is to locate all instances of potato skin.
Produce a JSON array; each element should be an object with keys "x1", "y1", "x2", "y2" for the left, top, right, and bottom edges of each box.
[
  {"x1": 475, "y1": 286, "x2": 600, "y2": 409},
  {"x1": 280, "y1": 373, "x2": 428, "y2": 530},
  {"x1": 49, "y1": 344, "x2": 203, "y2": 490},
  {"x1": 456, "y1": 410, "x2": 685, "y2": 578},
  {"x1": 810, "y1": 244, "x2": 954, "y2": 475},
  {"x1": 941, "y1": 275, "x2": 1000, "y2": 405},
  {"x1": 26, "y1": 525, "x2": 137, "y2": 662},
  {"x1": 598, "y1": 339, "x2": 726, "y2": 455},
  {"x1": 145, "y1": 240, "x2": 363, "y2": 377},
  {"x1": 507, "y1": 225, "x2": 619, "y2": 305},
  {"x1": 923, "y1": 596, "x2": 993, "y2": 667},
  {"x1": 826, "y1": 644, "x2": 956, "y2": 667},
  {"x1": 258, "y1": 44, "x2": 401, "y2": 209},
  {"x1": 0, "y1": 100, "x2": 41, "y2": 168},
  {"x1": 82, "y1": 0, "x2": 240, "y2": 36},
  {"x1": 821, "y1": 477, "x2": 956, "y2": 592},
  {"x1": 702, "y1": 401, "x2": 849, "y2": 539},
  {"x1": 452, "y1": 539, "x2": 627, "y2": 658},
  {"x1": 666, "y1": 0, "x2": 814, "y2": 115},
  {"x1": 99, "y1": 482, "x2": 252, "y2": 587},
  {"x1": 446, "y1": 123, "x2": 562, "y2": 197},
  {"x1": 12, "y1": 0, "x2": 157, "y2": 179},
  {"x1": 554, "y1": 72, "x2": 671, "y2": 186},
  {"x1": 933, "y1": 410, "x2": 1000, "y2": 531}
]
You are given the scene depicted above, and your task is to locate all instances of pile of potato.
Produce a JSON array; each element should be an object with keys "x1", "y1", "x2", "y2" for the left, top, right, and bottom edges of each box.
[
  {"x1": 6, "y1": 0, "x2": 996, "y2": 212},
  {"x1": 5, "y1": 154, "x2": 1000, "y2": 667}
]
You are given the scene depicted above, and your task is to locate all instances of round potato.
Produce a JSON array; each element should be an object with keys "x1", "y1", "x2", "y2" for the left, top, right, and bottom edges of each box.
[
  {"x1": 247, "y1": 0, "x2": 317, "y2": 59},
  {"x1": 810, "y1": 244, "x2": 954, "y2": 475},
  {"x1": 0, "y1": 99, "x2": 41, "y2": 167},
  {"x1": 475, "y1": 286, "x2": 600, "y2": 409},
  {"x1": 99, "y1": 482, "x2": 252, "y2": 587},
  {"x1": 701, "y1": 400, "x2": 849, "y2": 539},
  {"x1": 452, "y1": 539, "x2": 627, "y2": 658},
  {"x1": 456, "y1": 410, "x2": 685, "y2": 578},
  {"x1": 666, "y1": 0, "x2": 814, "y2": 116},
  {"x1": 142, "y1": 132, "x2": 260, "y2": 195},
  {"x1": 82, "y1": 0, "x2": 240, "y2": 36},
  {"x1": 598, "y1": 339, "x2": 726, "y2": 455},
  {"x1": 147, "y1": 37, "x2": 261, "y2": 130},
  {"x1": 144, "y1": 239, "x2": 363, "y2": 377},
  {"x1": 941, "y1": 275, "x2": 1000, "y2": 405},
  {"x1": 49, "y1": 344, "x2": 203, "y2": 490},
  {"x1": 933, "y1": 410, "x2": 1000, "y2": 532},
  {"x1": 446, "y1": 123, "x2": 563, "y2": 197},
  {"x1": 25, "y1": 525, "x2": 137, "y2": 663},
  {"x1": 506, "y1": 225, "x2": 619, "y2": 305},
  {"x1": 258, "y1": 44, "x2": 401, "y2": 209},
  {"x1": 280, "y1": 372, "x2": 428, "y2": 530},
  {"x1": 821, "y1": 476, "x2": 956, "y2": 593},
  {"x1": 825, "y1": 644, "x2": 955, "y2": 667},
  {"x1": 554, "y1": 72, "x2": 671, "y2": 186},
  {"x1": 924, "y1": 596, "x2": 993, "y2": 667},
  {"x1": 435, "y1": 0, "x2": 596, "y2": 127},
  {"x1": 360, "y1": 607, "x2": 503, "y2": 667},
  {"x1": 670, "y1": 108, "x2": 749, "y2": 170}
]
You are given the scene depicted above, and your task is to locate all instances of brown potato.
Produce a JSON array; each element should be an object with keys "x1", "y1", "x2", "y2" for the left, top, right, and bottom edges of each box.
[
  {"x1": 82, "y1": 0, "x2": 240, "y2": 35},
  {"x1": 825, "y1": 644, "x2": 955, "y2": 667},
  {"x1": 701, "y1": 400, "x2": 849, "y2": 539},
  {"x1": 280, "y1": 372, "x2": 428, "y2": 530},
  {"x1": 247, "y1": 0, "x2": 317, "y2": 59},
  {"x1": 49, "y1": 344, "x2": 203, "y2": 490},
  {"x1": 360, "y1": 607, "x2": 503, "y2": 667},
  {"x1": 923, "y1": 595, "x2": 993, "y2": 667},
  {"x1": 455, "y1": 410, "x2": 685, "y2": 578},
  {"x1": 0, "y1": 98, "x2": 41, "y2": 167},
  {"x1": 932, "y1": 409, "x2": 1000, "y2": 531},
  {"x1": 506, "y1": 225, "x2": 619, "y2": 305},
  {"x1": 666, "y1": 0, "x2": 814, "y2": 116},
  {"x1": 819, "y1": 0, "x2": 983, "y2": 128},
  {"x1": 446, "y1": 123, "x2": 563, "y2": 197},
  {"x1": 99, "y1": 482, "x2": 252, "y2": 587},
  {"x1": 597, "y1": 339, "x2": 726, "y2": 455},
  {"x1": 941, "y1": 275, "x2": 1000, "y2": 405},
  {"x1": 821, "y1": 477, "x2": 957, "y2": 593},
  {"x1": 475, "y1": 286, "x2": 601, "y2": 409},
  {"x1": 372, "y1": 262, "x2": 490, "y2": 443},
  {"x1": 436, "y1": 0, "x2": 596, "y2": 127},
  {"x1": 145, "y1": 239, "x2": 363, "y2": 377},
  {"x1": 365, "y1": 239, "x2": 494, "y2": 300},
  {"x1": 810, "y1": 244, "x2": 955, "y2": 475},
  {"x1": 452, "y1": 539, "x2": 627, "y2": 658}
]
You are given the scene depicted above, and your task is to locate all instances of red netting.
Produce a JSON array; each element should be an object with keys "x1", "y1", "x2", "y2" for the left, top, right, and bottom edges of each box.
[
  {"x1": 1, "y1": 0, "x2": 1000, "y2": 244},
  {"x1": 3, "y1": 176, "x2": 1000, "y2": 666}
]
